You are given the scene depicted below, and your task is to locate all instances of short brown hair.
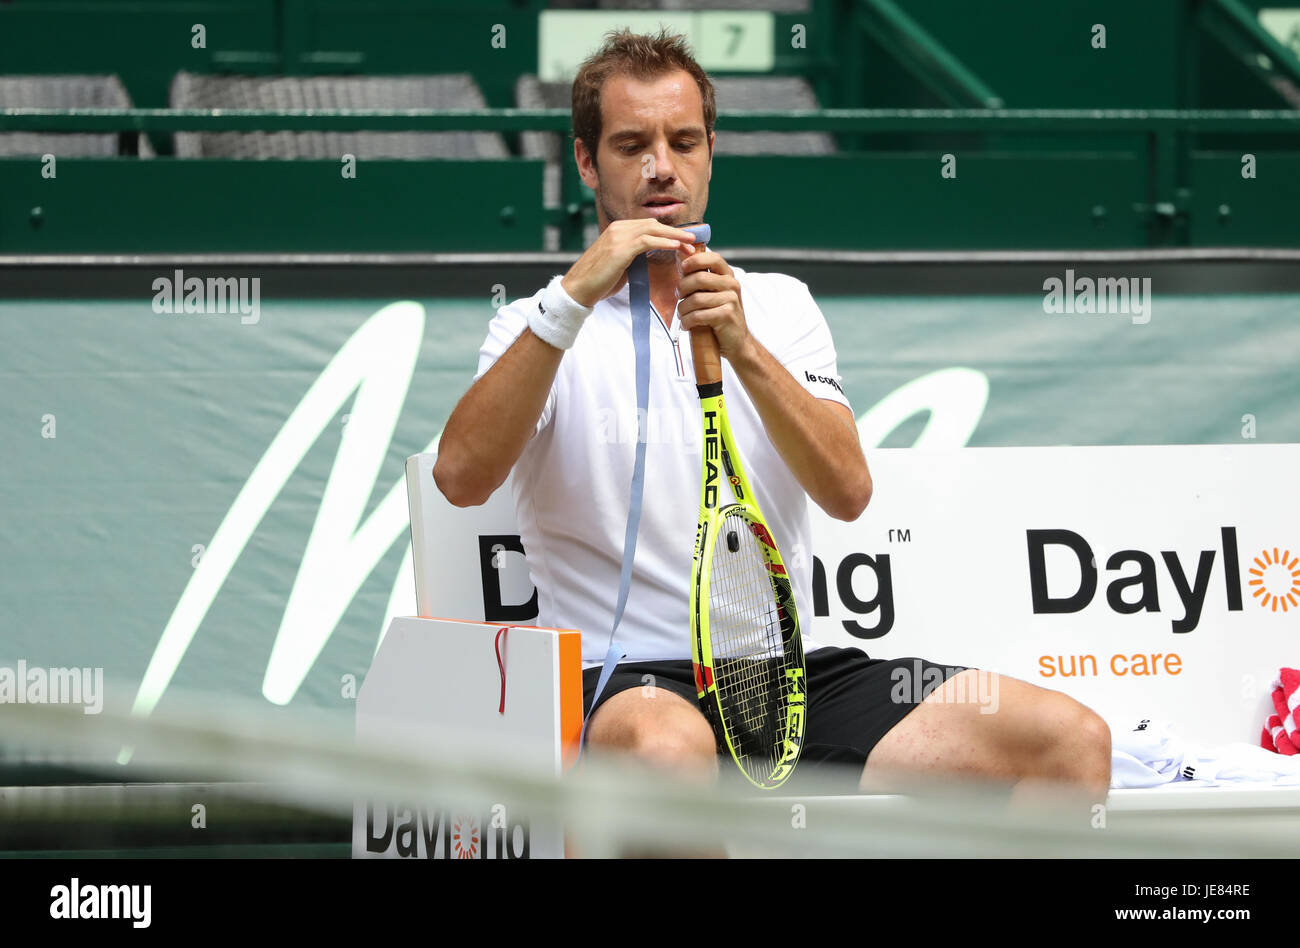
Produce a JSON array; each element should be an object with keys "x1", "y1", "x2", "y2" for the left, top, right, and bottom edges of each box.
[{"x1": 571, "y1": 27, "x2": 716, "y2": 168}]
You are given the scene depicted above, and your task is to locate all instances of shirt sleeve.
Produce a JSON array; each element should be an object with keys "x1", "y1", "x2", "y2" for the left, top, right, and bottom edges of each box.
[
  {"x1": 775, "y1": 278, "x2": 852, "y2": 411},
  {"x1": 474, "y1": 296, "x2": 558, "y2": 436}
]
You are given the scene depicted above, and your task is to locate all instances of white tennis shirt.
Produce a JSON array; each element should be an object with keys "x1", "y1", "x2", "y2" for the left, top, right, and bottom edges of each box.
[{"x1": 474, "y1": 265, "x2": 851, "y2": 668}]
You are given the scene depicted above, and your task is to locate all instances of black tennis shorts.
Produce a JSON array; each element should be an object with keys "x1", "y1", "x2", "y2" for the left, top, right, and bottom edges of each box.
[{"x1": 582, "y1": 646, "x2": 970, "y2": 792}]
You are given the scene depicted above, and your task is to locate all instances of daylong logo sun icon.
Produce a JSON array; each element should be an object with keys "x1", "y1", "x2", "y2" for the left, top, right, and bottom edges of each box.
[
  {"x1": 1249, "y1": 547, "x2": 1300, "y2": 613},
  {"x1": 451, "y1": 814, "x2": 480, "y2": 859}
]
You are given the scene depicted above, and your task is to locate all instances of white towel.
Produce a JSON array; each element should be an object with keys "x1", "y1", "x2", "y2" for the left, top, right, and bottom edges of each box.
[{"x1": 1108, "y1": 715, "x2": 1300, "y2": 789}]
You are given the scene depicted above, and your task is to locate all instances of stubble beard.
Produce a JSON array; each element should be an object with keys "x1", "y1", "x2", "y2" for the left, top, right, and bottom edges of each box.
[{"x1": 598, "y1": 187, "x2": 689, "y2": 265}]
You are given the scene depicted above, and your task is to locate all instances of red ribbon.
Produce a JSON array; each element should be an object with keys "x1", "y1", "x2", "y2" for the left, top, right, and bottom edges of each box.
[{"x1": 494, "y1": 626, "x2": 509, "y2": 714}]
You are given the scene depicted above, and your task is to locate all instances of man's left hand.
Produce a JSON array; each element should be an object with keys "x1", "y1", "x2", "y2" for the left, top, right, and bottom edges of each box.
[{"x1": 677, "y1": 250, "x2": 752, "y2": 364}]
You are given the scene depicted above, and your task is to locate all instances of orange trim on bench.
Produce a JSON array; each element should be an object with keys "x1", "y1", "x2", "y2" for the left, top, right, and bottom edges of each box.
[{"x1": 557, "y1": 630, "x2": 583, "y2": 770}]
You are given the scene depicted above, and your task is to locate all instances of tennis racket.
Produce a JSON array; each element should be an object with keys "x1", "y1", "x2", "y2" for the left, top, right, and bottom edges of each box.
[{"x1": 683, "y1": 223, "x2": 807, "y2": 790}]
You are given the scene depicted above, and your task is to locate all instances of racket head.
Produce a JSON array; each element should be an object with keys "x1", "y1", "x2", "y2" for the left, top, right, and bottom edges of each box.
[{"x1": 691, "y1": 501, "x2": 807, "y2": 790}]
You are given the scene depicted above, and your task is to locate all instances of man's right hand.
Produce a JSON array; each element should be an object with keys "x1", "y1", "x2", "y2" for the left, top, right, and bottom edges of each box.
[{"x1": 561, "y1": 219, "x2": 701, "y2": 306}]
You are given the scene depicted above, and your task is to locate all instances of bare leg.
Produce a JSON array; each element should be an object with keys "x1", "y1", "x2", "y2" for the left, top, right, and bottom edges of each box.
[
  {"x1": 859, "y1": 670, "x2": 1111, "y2": 818},
  {"x1": 567, "y1": 686, "x2": 724, "y2": 857}
]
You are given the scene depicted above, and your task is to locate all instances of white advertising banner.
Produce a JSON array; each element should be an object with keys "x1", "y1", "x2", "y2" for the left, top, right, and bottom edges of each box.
[
  {"x1": 406, "y1": 445, "x2": 1300, "y2": 750},
  {"x1": 812, "y1": 445, "x2": 1299, "y2": 746}
]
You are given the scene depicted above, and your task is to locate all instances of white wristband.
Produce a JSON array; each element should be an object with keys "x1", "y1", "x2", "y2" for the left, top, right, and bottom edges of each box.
[{"x1": 529, "y1": 275, "x2": 593, "y2": 350}]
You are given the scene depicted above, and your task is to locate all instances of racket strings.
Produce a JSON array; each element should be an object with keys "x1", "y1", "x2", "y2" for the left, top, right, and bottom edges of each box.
[{"x1": 708, "y1": 507, "x2": 797, "y2": 780}]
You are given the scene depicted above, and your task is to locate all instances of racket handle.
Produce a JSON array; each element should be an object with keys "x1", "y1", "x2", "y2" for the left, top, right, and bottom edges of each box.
[
  {"x1": 690, "y1": 324, "x2": 722, "y2": 387},
  {"x1": 680, "y1": 224, "x2": 721, "y2": 387}
]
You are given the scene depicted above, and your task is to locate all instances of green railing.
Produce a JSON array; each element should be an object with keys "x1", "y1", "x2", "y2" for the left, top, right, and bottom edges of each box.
[
  {"x1": 5, "y1": 106, "x2": 1300, "y2": 133},
  {"x1": 2, "y1": 107, "x2": 1298, "y2": 252}
]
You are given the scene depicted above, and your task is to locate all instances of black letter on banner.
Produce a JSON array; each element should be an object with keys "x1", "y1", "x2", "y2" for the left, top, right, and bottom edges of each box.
[
  {"x1": 394, "y1": 808, "x2": 418, "y2": 858},
  {"x1": 811, "y1": 555, "x2": 829, "y2": 616},
  {"x1": 366, "y1": 802, "x2": 393, "y2": 853},
  {"x1": 1105, "y1": 551, "x2": 1160, "y2": 613},
  {"x1": 837, "y1": 553, "x2": 894, "y2": 639},
  {"x1": 1222, "y1": 526, "x2": 1243, "y2": 611},
  {"x1": 1027, "y1": 529, "x2": 1096, "y2": 613},
  {"x1": 478, "y1": 534, "x2": 539, "y2": 622},
  {"x1": 420, "y1": 807, "x2": 440, "y2": 858},
  {"x1": 1162, "y1": 549, "x2": 1215, "y2": 634}
]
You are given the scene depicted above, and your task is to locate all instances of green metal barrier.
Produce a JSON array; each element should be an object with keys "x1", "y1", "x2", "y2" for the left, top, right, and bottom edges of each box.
[
  {"x1": 3, "y1": 0, "x2": 1300, "y2": 252},
  {"x1": 1, "y1": 108, "x2": 1297, "y2": 250},
  {"x1": 0, "y1": 158, "x2": 548, "y2": 253}
]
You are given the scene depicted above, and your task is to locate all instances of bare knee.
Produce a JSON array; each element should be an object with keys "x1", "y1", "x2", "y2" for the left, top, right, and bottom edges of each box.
[
  {"x1": 633, "y1": 723, "x2": 717, "y2": 767},
  {"x1": 588, "y1": 689, "x2": 718, "y2": 778},
  {"x1": 1033, "y1": 697, "x2": 1111, "y2": 796},
  {"x1": 1065, "y1": 705, "x2": 1111, "y2": 793}
]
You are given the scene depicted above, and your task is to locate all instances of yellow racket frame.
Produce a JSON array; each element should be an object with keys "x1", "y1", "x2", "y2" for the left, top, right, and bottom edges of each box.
[{"x1": 689, "y1": 386, "x2": 807, "y2": 789}]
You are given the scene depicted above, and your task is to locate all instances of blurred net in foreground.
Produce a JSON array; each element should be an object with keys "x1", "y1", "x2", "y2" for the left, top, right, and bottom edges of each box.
[{"x1": 3, "y1": 684, "x2": 1299, "y2": 859}]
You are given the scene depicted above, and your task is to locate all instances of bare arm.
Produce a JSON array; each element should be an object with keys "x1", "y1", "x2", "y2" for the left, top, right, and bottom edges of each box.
[
  {"x1": 434, "y1": 218, "x2": 700, "y2": 507},
  {"x1": 677, "y1": 249, "x2": 871, "y2": 522},
  {"x1": 433, "y1": 329, "x2": 563, "y2": 507},
  {"x1": 730, "y1": 338, "x2": 871, "y2": 521}
]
